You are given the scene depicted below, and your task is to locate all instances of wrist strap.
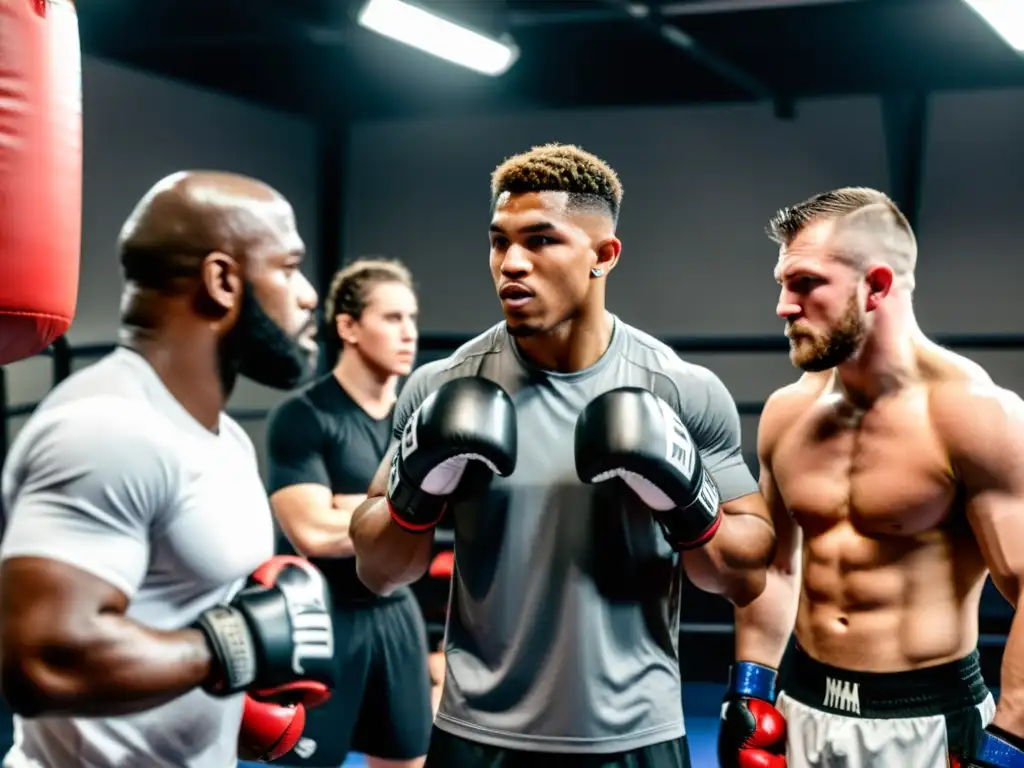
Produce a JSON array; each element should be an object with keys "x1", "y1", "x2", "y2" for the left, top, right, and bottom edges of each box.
[
  {"x1": 727, "y1": 661, "x2": 778, "y2": 703},
  {"x1": 975, "y1": 726, "x2": 1024, "y2": 767},
  {"x1": 386, "y1": 459, "x2": 446, "y2": 533},
  {"x1": 194, "y1": 605, "x2": 257, "y2": 695},
  {"x1": 657, "y1": 468, "x2": 722, "y2": 550}
]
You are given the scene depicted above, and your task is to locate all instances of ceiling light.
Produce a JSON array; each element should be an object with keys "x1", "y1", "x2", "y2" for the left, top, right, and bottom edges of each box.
[
  {"x1": 961, "y1": 0, "x2": 1024, "y2": 51},
  {"x1": 357, "y1": 0, "x2": 519, "y2": 76}
]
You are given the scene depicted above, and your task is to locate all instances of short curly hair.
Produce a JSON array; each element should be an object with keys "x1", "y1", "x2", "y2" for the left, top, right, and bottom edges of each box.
[{"x1": 490, "y1": 143, "x2": 623, "y2": 223}]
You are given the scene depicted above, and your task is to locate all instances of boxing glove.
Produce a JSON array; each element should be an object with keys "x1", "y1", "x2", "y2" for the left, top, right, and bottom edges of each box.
[
  {"x1": 718, "y1": 662, "x2": 787, "y2": 768},
  {"x1": 238, "y1": 694, "x2": 306, "y2": 763},
  {"x1": 963, "y1": 725, "x2": 1024, "y2": 767},
  {"x1": 388, "y1": 377, "x2": 518, "y2": 532},
  {"x1": 575, "y1": 387, "x2": 723, "y2": 550},
  {"x1": 195, "y1": 556, "x2": 336, "y2": 702}
]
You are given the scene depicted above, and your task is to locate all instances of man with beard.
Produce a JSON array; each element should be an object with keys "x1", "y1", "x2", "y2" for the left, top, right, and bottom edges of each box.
[
  {"x1": 265, "y1": 259, "x2": 434, "y2": 768},
  {"x1": 0, "y1": 171, "x2": 336, "y2": 767},
  {"x1": 349, "y1": 143, "x2": 777, "y2": 767},
  {"x1": 717, "y1": 187, "x2": 1024, "y2": 768}
]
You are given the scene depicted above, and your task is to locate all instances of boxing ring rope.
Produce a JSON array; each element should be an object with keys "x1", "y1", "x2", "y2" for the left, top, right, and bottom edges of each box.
[{"x1": 2, "y1": 332, "x2": 1021, "y2": 654}]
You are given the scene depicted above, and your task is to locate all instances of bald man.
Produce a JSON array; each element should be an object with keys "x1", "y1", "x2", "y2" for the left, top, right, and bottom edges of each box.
[
  {"x1": 0, "y1": 171, "x2": 336, "y2": 767},
  {"x1": 718, "y1": 188, "x2": 1024, "y2": 768}
]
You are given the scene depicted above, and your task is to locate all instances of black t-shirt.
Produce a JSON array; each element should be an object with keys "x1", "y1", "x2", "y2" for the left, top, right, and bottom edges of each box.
[{"x1": 266, "y1": 373, "x2": 405, "y2": 604}]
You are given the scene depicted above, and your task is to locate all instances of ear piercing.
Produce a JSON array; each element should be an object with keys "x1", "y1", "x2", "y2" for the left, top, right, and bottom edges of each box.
[{"x1": 591, "y1": 268, "x2": 604, "y2": 278}]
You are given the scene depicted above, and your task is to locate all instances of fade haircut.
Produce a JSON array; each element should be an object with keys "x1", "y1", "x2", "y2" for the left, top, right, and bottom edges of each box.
[
  {"x1": 767, "y1": 187, "x2": 918, "y2": 292},
  {"x1": 490, "y1": 143, "x2": 624, "y2": 225},
  {"x1": 326, "y1": 258, "x2": 414, "y2": 343}
]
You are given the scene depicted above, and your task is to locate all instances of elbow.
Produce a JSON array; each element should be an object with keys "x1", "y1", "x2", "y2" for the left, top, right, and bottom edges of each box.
[
  {"x1": 354, "y1": 559, "x2": 399, "y2": 597},
  {"x1": 727, "y1": 569, "x2": 769, "y2": 608},
  {"x1": 714, "y1": 513, "x2": 777, "y2": 572},
  {"x1": 2, "y1": 646, "x2": 74, "y2": 718}
]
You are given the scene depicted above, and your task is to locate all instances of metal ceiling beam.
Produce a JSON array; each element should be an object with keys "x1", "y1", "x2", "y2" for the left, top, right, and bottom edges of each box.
[
  {"x1": 509, "y1": 0, "x2": 866, "y2": 27},
  {"x1": 597, "y1": 0, "x2": 777, "y2": 102}
]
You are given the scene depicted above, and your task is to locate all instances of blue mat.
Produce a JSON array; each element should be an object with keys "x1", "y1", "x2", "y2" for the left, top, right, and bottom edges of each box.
[{"x1": 243, "y1": 683, "x2": 725, "y2": 767}]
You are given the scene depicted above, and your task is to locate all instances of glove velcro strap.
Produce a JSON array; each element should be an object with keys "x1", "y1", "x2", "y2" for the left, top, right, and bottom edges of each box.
[
  {"x1": 387, "y1": 465, "x2": 447, "y2": 533},
  {"x1": 727, "y1": 661, "x2": 778, "y2": 703},
  {"x1": 655, "y1": 467, "x2": 722, "y2": 550},
  {"x1": 975, "y1": 727, "x2": 1024, "y2": 767},
  {"x1": 195, "y1": 605, "x2": 257, "y2": 695}
]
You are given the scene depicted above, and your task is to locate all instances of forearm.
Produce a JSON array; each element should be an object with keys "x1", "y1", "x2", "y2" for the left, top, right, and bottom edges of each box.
[
  {"x1": 281, "y1": 496, "x2": 362, "y2": 559},
  {"x1": 350, "y1": 496, "x2": 434, "y2": 595},
  {"x1": 991, "y1": 597, "x2": 1024, "y2": 736},
  {"x1": 732, "y1": 566, "x2": 800, "y2": 668},
  {"x1": 682, "y1": 512, "x2": 775, "y2": 607},
  {"x1": 4, "y1": 618, "x2": 212, "y2": 717}
]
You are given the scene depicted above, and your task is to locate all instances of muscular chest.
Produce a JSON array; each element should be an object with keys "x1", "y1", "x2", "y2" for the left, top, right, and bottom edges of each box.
[
  {"x1": 773, "y1": 393, "x2": 958, "y2": 536},
  {"x1": 143, "y1": 438, "x2": 275, "y2": 612}
]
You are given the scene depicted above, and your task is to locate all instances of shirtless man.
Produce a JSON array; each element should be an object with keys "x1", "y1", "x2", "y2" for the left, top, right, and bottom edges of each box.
[{"x1": 717, "y1": 187, "x2": 1024, "y2": 768}]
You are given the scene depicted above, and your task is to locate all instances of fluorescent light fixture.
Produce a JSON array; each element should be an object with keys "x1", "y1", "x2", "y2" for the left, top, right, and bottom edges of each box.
[
  {"x1": 357, "y1": 0, "x2": 518, "y2": 76},
  {"x1": 961, "y1": 0, "x2": 1024, "y2": 51}
]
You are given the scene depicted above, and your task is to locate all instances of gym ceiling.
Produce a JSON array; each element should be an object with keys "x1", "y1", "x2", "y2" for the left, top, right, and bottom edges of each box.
[{"x1": 80, "y1": 0, "x2": 1024, "y2": 122}]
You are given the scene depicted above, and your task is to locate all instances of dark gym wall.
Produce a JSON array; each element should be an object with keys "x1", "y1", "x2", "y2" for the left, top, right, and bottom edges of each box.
[
  {"x1": 2, "y1": 56, "x2": 321, "y2": 475},
  {"x1": 342, "y1": 89, "x2": 1024, "y2": 461}
]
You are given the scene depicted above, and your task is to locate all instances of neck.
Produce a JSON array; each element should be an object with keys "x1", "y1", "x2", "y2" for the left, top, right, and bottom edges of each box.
[
  {"x1": 834, "y1": 292, "x2": 923, "y2": 405},
  {"x1": 333, "y1": 350, "x2": 398, "y2": 419},
  {"x1": 120, "y1": 320, "x2": 226, "y2": 432},
  {"x1": 515, "y1": 309, "x2": 614, "y2": 373}
]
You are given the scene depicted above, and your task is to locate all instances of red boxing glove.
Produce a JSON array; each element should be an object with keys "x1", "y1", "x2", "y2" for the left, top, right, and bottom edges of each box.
[
  {"x1": 719, "y1": 663, "x2": 787, "y2": 768},
  {"x1": 429, "y1": 551, "x2": 454, "y2": 579},
  {"x1": 238, "y1": 694, "x2": 306, "y2": 763}
]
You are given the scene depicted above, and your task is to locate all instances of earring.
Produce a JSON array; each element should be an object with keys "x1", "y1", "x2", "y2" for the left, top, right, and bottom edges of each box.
[{"x1": 591, "y1": 268, "x2": 604, "y2": 277}]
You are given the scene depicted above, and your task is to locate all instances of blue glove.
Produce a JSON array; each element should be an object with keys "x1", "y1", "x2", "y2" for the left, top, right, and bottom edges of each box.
[{"x1": 968, "y1": 726, "x2": 1024, "y2": 767}]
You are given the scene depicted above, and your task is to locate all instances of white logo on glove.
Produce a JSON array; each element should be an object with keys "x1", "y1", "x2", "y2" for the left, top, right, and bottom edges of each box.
[
  {"x1": 282, "y1": 562, "x2": 335, "y2": 676},
  {"x1": 400, "y1": 407, "x2": 421, "y2": 459},
  {"x1": 658, "y1": 399, "x2": 696, "y2": 481}
]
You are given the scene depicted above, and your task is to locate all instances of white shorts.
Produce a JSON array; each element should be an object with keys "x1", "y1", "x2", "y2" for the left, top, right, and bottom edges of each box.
[{"x1": 777, "y1": 646, "x2": 994, "y2": 768}]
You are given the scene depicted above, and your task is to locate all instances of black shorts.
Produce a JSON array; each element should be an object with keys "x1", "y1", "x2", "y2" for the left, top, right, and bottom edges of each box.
[
  {"x1": 424, "y1": 727, "x2": 691, "y2": 768},
  {"x1": 276, "y1": 593, "x2": 434, "y2": 766}
]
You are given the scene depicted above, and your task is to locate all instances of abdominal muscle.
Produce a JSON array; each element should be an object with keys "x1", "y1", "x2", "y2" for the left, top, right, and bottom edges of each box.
[{"x1": 793, "y1": 520, "x2": 986, "y2": 672}]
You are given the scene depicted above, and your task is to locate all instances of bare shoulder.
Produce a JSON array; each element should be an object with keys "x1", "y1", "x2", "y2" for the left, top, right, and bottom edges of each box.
[
  {"x1": 758, "y1": 373, "x2": 829, "y2": 452},
  {"x1": 929, "y1": 378, "x2": 1024, "y2": 468},
  {"x1": 762, "y1": 373, "x2": 829, "y2": 425},
  {"x1": 920, "y1": 340, "x2": 994, "y2": 387}
]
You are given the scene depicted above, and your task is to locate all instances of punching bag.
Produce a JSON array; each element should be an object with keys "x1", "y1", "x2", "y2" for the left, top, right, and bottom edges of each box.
[{"x1": 0, "y1": 0, "x2": 82, "y2": 365}]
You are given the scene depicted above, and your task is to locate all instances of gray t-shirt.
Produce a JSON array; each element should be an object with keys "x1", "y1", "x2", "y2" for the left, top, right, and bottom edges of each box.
[
  {"x1": 393, "y1": 316, "x2": 757, "y2": 754},
  {"x1": 0, "y1": 348, "x2": 276, "y2": 768}
]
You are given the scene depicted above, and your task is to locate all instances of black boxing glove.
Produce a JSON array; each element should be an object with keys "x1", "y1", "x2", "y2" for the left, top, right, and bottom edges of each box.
[
  {"x1": 719, "y1": 662, "x2": 787, "y2": 768},
  {"x1": 387, "y1": 377, "x2": 517, "y2": 532},
  {"x1": 195, "y1": 556, "x2": 336, "y2": 704},
  {"x1": 575, "y1": 387, "x2": 722, "y2": 550}
]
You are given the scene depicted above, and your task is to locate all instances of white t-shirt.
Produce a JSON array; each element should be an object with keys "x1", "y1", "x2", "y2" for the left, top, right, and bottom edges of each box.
[{"x1": 0, "y1": 348, "x2": 275, "y2": 767}]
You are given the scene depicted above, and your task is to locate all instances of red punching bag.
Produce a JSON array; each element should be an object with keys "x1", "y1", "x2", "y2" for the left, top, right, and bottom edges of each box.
[{"x1": 0, "y1": 0, "x2": 82, "y2": 365}]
